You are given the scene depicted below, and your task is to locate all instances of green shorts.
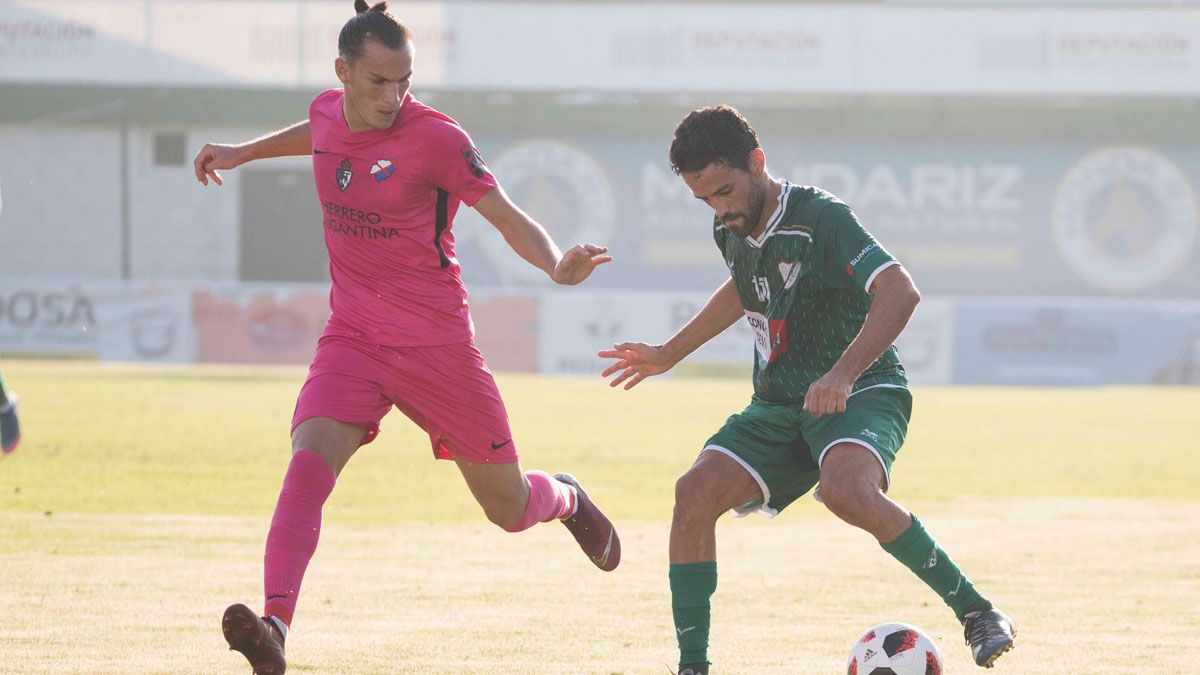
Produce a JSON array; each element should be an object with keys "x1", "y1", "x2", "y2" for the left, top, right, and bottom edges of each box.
[{"x1": 703, "y1": 385, "x2": 912, "y2": 517}]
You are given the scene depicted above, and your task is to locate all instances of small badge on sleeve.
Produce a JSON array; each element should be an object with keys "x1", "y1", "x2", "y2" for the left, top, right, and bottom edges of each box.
[{"x1": 461, "y1": 143, "x2": 488, "y2": 178}]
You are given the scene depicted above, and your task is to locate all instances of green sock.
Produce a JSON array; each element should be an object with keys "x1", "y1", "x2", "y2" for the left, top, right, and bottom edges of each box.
[
  {"x1": 670, "y1": 561, "x2": 717, "y2": 667},
  {"x1": 881, "y1": 514, "x2": 992, "y2": 621}
]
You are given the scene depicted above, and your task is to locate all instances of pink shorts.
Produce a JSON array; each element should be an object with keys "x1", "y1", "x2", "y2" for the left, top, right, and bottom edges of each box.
[{"x1": 292, "y1": 334, "x2": 518, "y2": 464}]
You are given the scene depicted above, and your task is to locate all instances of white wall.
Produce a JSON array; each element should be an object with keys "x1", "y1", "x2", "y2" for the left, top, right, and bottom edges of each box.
[
  {"x1": 127, "y1": 126, "x2": 243, "y2": 280},
  {"x1": 0, "y1": 124, "x2": 276, "y2": 281},
  {"x1": 0, "y1": 125, "x2": 122, "y2": 278}
]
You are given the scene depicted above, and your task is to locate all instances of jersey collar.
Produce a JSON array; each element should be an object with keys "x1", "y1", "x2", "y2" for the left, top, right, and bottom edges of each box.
[{"x1": 746, "y1": 180, "x2": 792, "y2": 249}]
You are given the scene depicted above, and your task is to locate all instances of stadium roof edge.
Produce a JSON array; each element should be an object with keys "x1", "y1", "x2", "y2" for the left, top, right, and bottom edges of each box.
[{"x1": 1, "y1": 84, "x2": 1197, "y2": 141}]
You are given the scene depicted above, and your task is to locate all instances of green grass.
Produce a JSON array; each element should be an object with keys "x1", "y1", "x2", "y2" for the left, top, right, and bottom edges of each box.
[
  {"x1": 2, "y1": 361, "x2": 1197, "y2": 522},
  {"x1": 1, "y1": 360, "x2": 1198, "y2": 673}
]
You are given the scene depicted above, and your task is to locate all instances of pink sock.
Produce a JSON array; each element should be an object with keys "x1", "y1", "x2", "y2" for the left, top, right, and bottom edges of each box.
[
  {"x1": 502, "y1": 470, "x2": 576, "y2": 533},
  {"x1": 262, "y1": 449, "x2": 335, "y2": 626}
]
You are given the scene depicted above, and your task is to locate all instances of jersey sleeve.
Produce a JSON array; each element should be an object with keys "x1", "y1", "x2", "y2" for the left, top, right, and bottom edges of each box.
[
  {"x1": 419, "y1": 119, "x2": 498, "y2": 207},
  {"x1": 307, "y1": 89, "x2": 342, "y2": 146},
  {"x1": 819, "y1": 202, "x2": 899, "y2": 293},
  {"x1": 713, "y1": 218, "x2": 730, "y2": 254}
]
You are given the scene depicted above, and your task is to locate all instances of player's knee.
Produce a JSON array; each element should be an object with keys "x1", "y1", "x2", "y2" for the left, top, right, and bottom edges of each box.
[
  {"x1": 487, "y1": 506, "x2": 525, "y2": 531},
  {"x1": 294, "y1": 445, "x2": 347, "y2": 478},
  {"x1": 481, "y1": 494, "x2": 527, "y2": 531},
  {"x1": 818, "y1": 477, "x2": 870, "y2": 520},
  {"x1": 673, "y1": 470, "x2": 722, "y2": 521}
]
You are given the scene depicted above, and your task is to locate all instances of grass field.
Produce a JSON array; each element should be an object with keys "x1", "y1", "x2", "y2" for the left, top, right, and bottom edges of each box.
[{"x1": 1, "y1": 359, "x2": 1198, "y2": 673}]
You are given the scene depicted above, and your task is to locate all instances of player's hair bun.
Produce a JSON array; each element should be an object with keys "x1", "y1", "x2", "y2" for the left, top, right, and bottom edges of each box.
[
  {"x1": 341, "y1": 0, "x2": 407, "y2": 60},
  {"x1": 353, "y1": 0, "x2": 388, "y2": 13}
]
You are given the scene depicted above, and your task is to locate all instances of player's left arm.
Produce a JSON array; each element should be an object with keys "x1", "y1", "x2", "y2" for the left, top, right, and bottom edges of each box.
[
  {"x1": 804, "y1": 265, "x2": 920, "y2": 417},
  {"x1": 194, "y1": 120, "x2": 311, "y2": 187},
  {"x1": 804, "y1": 205, "x2": 921, "y2": 418},
  {"x1": 473, "y1": 186, "x2": 612, "y2": 285},
  {"x1": 805, "y1": 266, "x2": 920, "y2": 418}
]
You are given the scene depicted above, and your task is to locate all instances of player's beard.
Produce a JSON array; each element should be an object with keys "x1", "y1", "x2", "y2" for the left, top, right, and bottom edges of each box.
[{"x1": 729, "y1": 178, "x2": 768, "y2": 239}]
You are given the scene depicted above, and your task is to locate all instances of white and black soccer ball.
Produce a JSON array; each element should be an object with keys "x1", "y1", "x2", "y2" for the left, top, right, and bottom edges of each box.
[{"x1": 846, "y1": 622, "x2": 942, "y2": 675}]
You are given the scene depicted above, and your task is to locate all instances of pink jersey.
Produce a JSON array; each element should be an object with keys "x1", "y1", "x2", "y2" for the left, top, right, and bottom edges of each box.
[{"x1": 309, "y1": 89, "x2": 498, "y2": 346}]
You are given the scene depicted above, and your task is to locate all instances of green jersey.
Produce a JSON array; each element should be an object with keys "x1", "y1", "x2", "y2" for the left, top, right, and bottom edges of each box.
[{"x1": 715, "y1": 182, "x2": 907, "y2": 403}]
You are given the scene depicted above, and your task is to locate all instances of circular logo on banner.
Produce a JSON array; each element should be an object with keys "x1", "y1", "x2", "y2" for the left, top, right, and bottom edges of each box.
[
  {"x1": 1052, "y1": 146, "x2": 1198, "y2": 292},
  {"x1": 131, "y1": 307, "x2": 178, "y2": 359},
  {"x1": 471, "y1": 140, "x2": 616, "y2": 285}
]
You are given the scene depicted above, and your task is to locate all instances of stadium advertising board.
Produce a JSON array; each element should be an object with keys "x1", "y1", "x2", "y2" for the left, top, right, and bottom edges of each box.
[
  {"x1": 893, "y1": 298, "x2": 954, "y2": 386},
  {"x1": 0, "y1": 282, "x2": 98, "y2": 356},
  {"x1": 538, "y1": 292, "x2": 1200, "y2": 385},
  {"x1": 536, "y1": 289, "x2": 759, "y2": 377},
  {"x1": 537, "y1": 290, "x2": 675, "y2": 376},
  {"x1": 456, "y1": 138, "x2": 1200, "y2": 300},
  {"x1": 191, "y1": 285, "x2": 329, "y2": 364},
  {"x1": 2, "y1": 2, "x2": 1197, "y2": 96},
  {"x1": 3, "y1": 280, "x2": 1199, "y2": 386},
  {"x1": 467, "y1": 293, "x2": 538, "y2": 373},
  {"x1": 663, "y1": 294, "x2": 755, "y2": 373},
  {"x1": 536, "y1": 290, "x2": 956, "y2": 383},
  {"x1": 952, "y1": 298, "x2": 1200, "y2": 386},
  {"x1": 190, "y1": 285, "x2": 537, "y2": 368},
  {"x1": 96, "y1": 285, "x2": 194, "y2": 362},
  {"x1": 0, "y1": 280, "x2": 539, "y2": 368},
  {"x1": 0, "y1": 280, "x2": 193, "y2": 361}
]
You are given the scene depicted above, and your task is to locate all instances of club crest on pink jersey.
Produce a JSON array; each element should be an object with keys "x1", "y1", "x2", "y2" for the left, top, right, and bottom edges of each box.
[
  {"x1": 461, "y1": 143, "x2": 487, "y2": 179},
  {"x1": 337, "y1": 159, "x2": 353, "y2": 191},
  {"x1": 370, "y1": 159, "x2": 395, "y2": 183}
]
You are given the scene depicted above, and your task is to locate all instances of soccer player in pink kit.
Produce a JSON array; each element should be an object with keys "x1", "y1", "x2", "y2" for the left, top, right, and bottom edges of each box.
[{"x1": 193, "y1": 3, "x2": 620, "y2": 672}]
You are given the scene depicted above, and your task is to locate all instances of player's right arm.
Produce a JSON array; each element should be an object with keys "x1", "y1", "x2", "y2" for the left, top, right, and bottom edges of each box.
[
  {"x1": 598, "y1": 277, "x2": 742, "y2": 390},
  {"x1": 193, "y1": 120, "x2": 312, "y2": 186}
]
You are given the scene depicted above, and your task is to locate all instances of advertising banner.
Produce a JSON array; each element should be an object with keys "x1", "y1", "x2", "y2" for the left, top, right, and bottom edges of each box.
[
  {"x1": 0, "y1": 280, "x2": 193, "y2": 360},
  {"x1": 3, "y1": 279, "x2": 1199, "y2": 386},
  {"x1": 188, "y1": 285, "x2": 540, "y2": 369},
  {"x1": 96, "y1": 284, "x2": 194, "y2": 362},
  {"x1": 952, "y1": 298, "x2": 1200, "y2": 385},
  {"x1": 0, "y1": 281, "x2": 100, "y2": 356},
  {"x1": 470, "y1": 293, "x2": 538, "y2": 373},
  {"x1": 4, "y1": 2, "x2": 1198, "y2": 96},
  {"x1": 536, "y1": 289, "x2": 756, "y2": 376},
  {"x1": 455, "y1": 138, "x2": 1200, "y2": 300},
  {"x1": 191, "y1": 284, "x2": 329, "y2": 364},
  {"x1": 894, "y1": 297, "x2": 954, "y2": 386},
  {"x1": 537, "y1": 290, "x2": 675, "y2": 376}
]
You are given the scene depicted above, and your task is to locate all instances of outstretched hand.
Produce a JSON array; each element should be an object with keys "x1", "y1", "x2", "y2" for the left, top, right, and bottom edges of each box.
[
  {"x1": 551, "y1": 244, "x2": 612, "y2": 285},
  {"x1": 193, "y1": 143, "x2": 243, "y2": 186},
  {"x1": 597, "y1": 342, "x2": 674, "y2": 390}
]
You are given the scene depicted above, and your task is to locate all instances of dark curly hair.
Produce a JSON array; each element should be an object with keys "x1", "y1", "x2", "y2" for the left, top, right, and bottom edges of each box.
[
  {"x1": 339, "y1": 1, "x2": 411, "y2": 63},
  {"x1": 669, "y1": 105, "x2": 760, "y2": 175}
]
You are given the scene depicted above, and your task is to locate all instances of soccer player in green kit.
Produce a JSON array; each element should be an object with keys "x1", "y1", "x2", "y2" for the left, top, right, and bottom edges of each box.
[
  {"x1": 0, "y1": 364, "x2": 19, "y2": 454},
  {"x1": 599, "y1": 106, "x2": 1015, "y2": 673}
]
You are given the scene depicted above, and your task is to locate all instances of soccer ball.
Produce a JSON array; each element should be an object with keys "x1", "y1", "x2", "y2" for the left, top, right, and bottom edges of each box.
[{"x1": 846, "y1": 622, "x2": 942, "y2": 675}]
